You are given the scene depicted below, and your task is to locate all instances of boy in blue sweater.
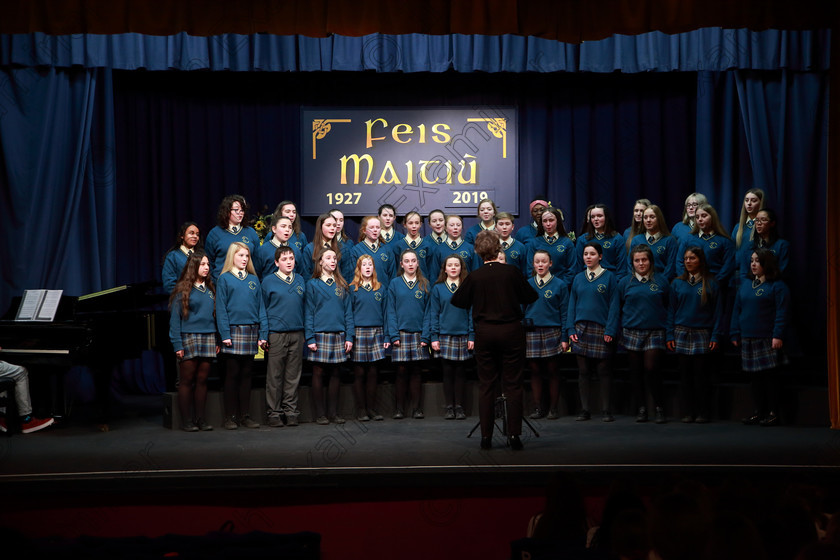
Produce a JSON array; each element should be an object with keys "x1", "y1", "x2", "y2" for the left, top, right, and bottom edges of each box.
[{"x1": 261, "y1": 246, "x2": 306, "y2": 427}]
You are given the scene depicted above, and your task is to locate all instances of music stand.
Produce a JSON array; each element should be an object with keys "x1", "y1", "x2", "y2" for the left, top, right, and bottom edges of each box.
[{"x1": 467, "y1": 392, "x2": 540, "y2": 440}]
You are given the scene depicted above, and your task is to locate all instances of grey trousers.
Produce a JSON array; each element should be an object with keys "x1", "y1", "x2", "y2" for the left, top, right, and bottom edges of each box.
[{"x1": 265, "y1": 331, "x2": 304, "y2": 418}]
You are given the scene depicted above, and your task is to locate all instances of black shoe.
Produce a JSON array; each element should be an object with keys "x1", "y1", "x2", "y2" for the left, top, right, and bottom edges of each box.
[
  {"x1": 601, "y1": 411, "x2": 615, "y2": 423},
  {"x1": 508, "y1": 435, "x2": 524, "y2": 451},
  {"x1": 529, "y1": 408, "x2": 544, "y2": 419},
  {"x1": 695, "y1": 415, "x2": 709, "y2": 424},
  {"x1": 681, "y1": 415, "x2": 694, "y2": 423},
  {"x1": 480, "y1": 437, "x2": 492, "y2": 450},
  {"x1": 654, "y1": 407, "x2": 666, "y2": 424},
  {"x1": 393, "y1": 409, "x2": 404, "y2": 420},
  {"x1": 759, "y1": 412, "x2": 779, "y2": 427},
  {"x1": 742, "y1": 412, "x2": 761, "y2": 425},
  {"x1": 444, "y1": 406, "x2": 455, "y2": 420},
  {"x1": 455, "y1": 406, "x2": 466, "y2": 420},
  {"x1": 576, "y1": 410, "x2": 590, "y2": 422},
  {"x1": 636, "y1": 407, "x2": 648, "y2": 423}
]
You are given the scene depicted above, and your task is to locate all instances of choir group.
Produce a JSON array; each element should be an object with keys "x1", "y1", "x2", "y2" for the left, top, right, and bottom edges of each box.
[{"x1": 165, "y1": 190, "x2": 790, "y2": 433}]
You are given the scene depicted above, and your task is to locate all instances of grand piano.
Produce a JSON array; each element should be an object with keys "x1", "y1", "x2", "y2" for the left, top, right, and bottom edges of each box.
[{"x1": 0, "y1": 282, "x2": 169, "y2": 427}]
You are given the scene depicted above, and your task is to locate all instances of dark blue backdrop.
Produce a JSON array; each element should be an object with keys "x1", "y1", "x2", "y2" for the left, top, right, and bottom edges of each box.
[{"x1": 0, "y1": 29, "x2": 829, "y2": 368}]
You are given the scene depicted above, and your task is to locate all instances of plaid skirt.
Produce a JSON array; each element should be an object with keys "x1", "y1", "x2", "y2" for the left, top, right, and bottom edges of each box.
[
  {"x1": 221, "y1": 324, "x2": 259, "y2": 356},
  {"x1": 740, "y1": 337, "x2": 783, "y2": 372},
  {"x1": 673, "y1": 326, "x2": 712, "y2": 355},
  {"x1": 181, "y1": 332, "x2": 217, "y2": 360},
  {"x1": 526, "y1": 327, "x2": 565, "y2": 359},
  {"x1": 306, "y1": 332, "x2": 348, "y2": 364},
  {"x1": 434, "y1": 334, "x2": 472, "y2": 361},
  {"x1": 352, "y1": 326, "x2": 386, "y2": 363},
  {"x1": 621, "y1": 327, "x2": 666, "y2": 352},
  {"x1": 391, "y1": 331, "x2": 430, "y2": 362},
  {"x1": 571, "y1": 321, "x2": 612, "y2": 359}
]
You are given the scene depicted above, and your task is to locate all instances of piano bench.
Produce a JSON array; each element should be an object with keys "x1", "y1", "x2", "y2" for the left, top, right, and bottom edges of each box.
[{"x1": 0, "y1": 379, "x2": 18, "y2": 435}]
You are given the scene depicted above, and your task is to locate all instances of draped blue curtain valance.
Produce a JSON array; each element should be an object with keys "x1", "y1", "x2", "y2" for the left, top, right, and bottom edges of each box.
[{"x1": 0, "y1": 28, "x2": 830, "y2": 73}]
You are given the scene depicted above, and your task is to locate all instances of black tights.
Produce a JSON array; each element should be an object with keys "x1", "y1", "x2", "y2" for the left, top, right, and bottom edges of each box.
[
  {"x1": 750, "y1": 368, "x2": 781, "y2": 416},
  {"x1": 177, "y1": 358, "x2": 210, "y2": 422},
  {"x1": 312, "y1": 364, "x2": 340, "y2": 418},
  {"x1": 353, "y1": 363, "x2": 379, "y2": 413},
  {"x1": 529, "y1": 357, "x2": 560, "y2": 411},
  {"x1": 678, "y1": 353, "x2": 710, "y2": 417},
  {"x1": 628, "y1": 349, "x2": 663, "y2": 410},
  {"x1": 395, "y1": 362, "x2": 422, "y2": 412},
  {"x1": 223, "y1": 355, "x2": 254, "y2": 419},
  {"x1": 577, "y1": 356, "x2": 612, "y2": 412},
  {"x1": 441, "y1": 359, "x2": 466, "y2": 408}
]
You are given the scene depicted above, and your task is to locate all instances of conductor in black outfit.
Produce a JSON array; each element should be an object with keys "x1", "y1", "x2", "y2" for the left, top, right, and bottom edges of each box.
[{"x1": 451, "y1": 230, "x2": 538, "y2": 450}]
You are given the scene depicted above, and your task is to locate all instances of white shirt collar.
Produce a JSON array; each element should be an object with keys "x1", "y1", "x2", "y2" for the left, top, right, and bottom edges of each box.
[
  {"x1": 646, "y1": 231, "x2": 662, "y2": 242},
  {"x1": 179, "y1": 245, "x2": 193, "y2": 256},
  {"x1": 536, "y1": 272, "x2": 553, "y2": 285},
  {"x1": 276, "y1": 270, "x2": 294, "y2": 283},
  {"x1": 634, "y1": 272, "x2": 652, "y2": 282},
  {"x1": 586, "y1": 266, "x2": 605, "y2": 279},
  {"x1": 320, "y1": 273, "x2": 335, "y2": 283}
]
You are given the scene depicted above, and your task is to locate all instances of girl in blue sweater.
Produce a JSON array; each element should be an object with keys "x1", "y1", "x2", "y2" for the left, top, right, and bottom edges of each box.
[
  {"x1": 351, "y1": 216, "x2": 394, "y2": 282},
  {"x1": 392, "y1": 211, "x2": 432, "y2": 279},
  {"x1": 169, "y1": 251, "x2": 217, "y2": 431},
  {"x1": 330, "y1": 208, "x2": 356, "y2": 258},
  {"x1": 302, "y1": 212, "x2": 344, "y2": 280},
  {"x1": 620, "y1": 244, "x2": 671, "y2": 423},
  {"x1": 205, "y1": 195, "x2": 259, "y2": 281},
  {"x1": 526, "y1": 207, "x2": 576, "y2": 284},
  {"x1": 255, "y1": 215, "x2": 301, "y2": 279},
  {"x1": 623, "y1": 198, "x2": 650, "y2": 252},
  {"x1": 162, "y1": 221, "x2": 201, "y2": 294},
  {"x1": 464, "y1": 198, "x2": 497, "y2": 244},
  {"x1": 386, "y1": 249, "x2": 430, "y2": 419},
  {"x1": 732, "y1": 188, "x2": 765, "y2": 252},
  {"x1": 378, "y1": 203, "x2": 398, "y2": 246},
  {"x1": 670, "y1": 192, "x2": 707, "y2": 243},
  {"x1": 305, "y1": 248, "x2": 355, "y2": 425},
  {"x1": 525, "y1": 250, "x2": 569, "y2": 420},
  {"x1": 428, "y1": 254, "x2": 474, "y2": 420},
  {"x1": 424, "y1": 209, "x2": 447, "y2": 249},
  {"x1": 676, "y1": 203, "x2": 735, "y2": 286},
  {"x1": 735, "y1": 208, "x2": 790, "y2": 282},
  {"x1": 629, "y1": 205, "x2": 678, "y2": 280},
  {"x1": 216, "y1": 242, "x2": 268, "y2": 430},
  {"x1": 567, "y1": 242, "x2": 620, "y2": 422},
  {"x1": 432, "y1": 214, "x2": 481, "y2": 274},
  {"x1": 349, "y1": 255, "x2": 389, "y2": 422},
  {"x1": 273, "y1": 200, "x2": 308, "y2": 251},
  {"x1": 666, "y1": 247, "x2": 722, "y2": 423},
  {"x1": 576, "y1": 204, "x2": 626, "y2": 281},
  {"x1": 731, "y1": 249, "x2": 790, "y2": 427}
]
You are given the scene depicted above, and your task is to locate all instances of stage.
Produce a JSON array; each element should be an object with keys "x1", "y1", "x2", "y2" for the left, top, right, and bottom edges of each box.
[{"x1": 1, "y1": 390, "x2": 838, "y2": 560}]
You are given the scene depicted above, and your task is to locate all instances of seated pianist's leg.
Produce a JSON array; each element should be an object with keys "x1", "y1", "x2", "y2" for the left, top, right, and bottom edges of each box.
[{"x1": 0, "y1": 351, "x2": 55, "y2": 434}]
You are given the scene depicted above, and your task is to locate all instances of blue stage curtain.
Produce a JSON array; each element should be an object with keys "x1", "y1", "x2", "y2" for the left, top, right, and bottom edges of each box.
[
  {"x1": 0, "y1": 67, "x2": 116, "y2": 313},
  {"x1": 0, "y1": 29, "x2": 830, "y2": 72},
  {"x1": 695, "y1": 70, "x2": 829, "y2": 355}
]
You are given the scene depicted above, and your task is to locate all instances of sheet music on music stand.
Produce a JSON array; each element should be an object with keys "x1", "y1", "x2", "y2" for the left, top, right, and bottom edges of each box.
[{"x1": 15, "y1": 289, "x2": 63, "y2": 321}]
